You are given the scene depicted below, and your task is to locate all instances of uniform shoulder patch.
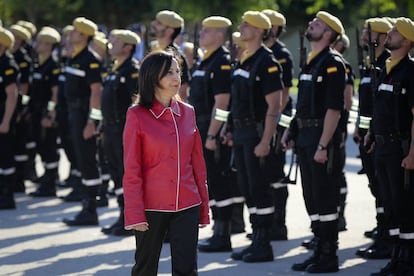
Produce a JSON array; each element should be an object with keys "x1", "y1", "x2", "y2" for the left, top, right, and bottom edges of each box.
[
  {"x1": 278, "y1": 58, "x2": 287, "y2": 64},
  {"x1": 89, "y1": 63, "x2": 99, "y2": 69},
  {"x1": 220, "y1": 64, "x2": 231, "y2": 70},
  {"x1": 327, "y1": 66, "x2": 338, "y2": 74},
  {"x1": 5, "y1": 69, "x2": 14, "y2": 75},
  {"x1": 19, "y1": 62, "x2": 28, "y2": 68},
  {"x1": 267, "y1": 66, "x2": 278, "y2": 73},
  {"x1": 131, "y1": 72, "x2": 139, "y2": 79},
  {"x1": 52, "y1": 68, "x2": 60, "y2": 75}
]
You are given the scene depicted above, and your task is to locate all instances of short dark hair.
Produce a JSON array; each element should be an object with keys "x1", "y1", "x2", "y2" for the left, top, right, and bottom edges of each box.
[{"x1": 137, "y1": 50, "x2": 175, "y2": 108}]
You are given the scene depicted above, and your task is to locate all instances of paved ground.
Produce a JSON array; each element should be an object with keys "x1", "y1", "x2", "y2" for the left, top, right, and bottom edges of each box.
[{"x1": 0, "y1": 124, "x2": 389, "y2": 275}]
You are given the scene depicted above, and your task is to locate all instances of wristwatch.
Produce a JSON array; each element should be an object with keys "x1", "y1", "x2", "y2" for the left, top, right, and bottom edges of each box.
[
  {"x1": 317, "y1": 144, "x2": 327, "y2": 151},
  {"x1": 206, "y1": 134, "x2": 216, "y2": 141}
]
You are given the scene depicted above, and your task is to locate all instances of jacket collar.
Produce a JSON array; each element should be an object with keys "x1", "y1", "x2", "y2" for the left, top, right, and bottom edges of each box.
[{"x1": 149, "y1": 98, "x2": 181, "y2": 119}]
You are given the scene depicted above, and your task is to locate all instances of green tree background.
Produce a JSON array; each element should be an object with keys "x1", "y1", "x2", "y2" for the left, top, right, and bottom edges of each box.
[{"x1": 0, "y1": 0, "x2": 412, "y2": 73}]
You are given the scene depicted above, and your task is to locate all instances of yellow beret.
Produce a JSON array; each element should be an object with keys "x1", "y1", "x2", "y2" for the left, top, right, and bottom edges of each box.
[
  {"x1": 395, "y1": 17, "x2": 414, "y2": 42},
  {"x1": 242, "y1": 11, "x2": 271, "y2": 30},
  {"x1": 73, "y1": 17, "x2": 97, "y2": 36},
  {"x1": 262, "y1": 9, "x2": 286, "y2": 26},
  {"x1": 110, "y1": 29, "x2": 141, "y2": 45},
  {"x1": 93, "y1": 35, "x2": 107, "y2": 51},
  {"x1": 316, "y1": 11, "x2": 344, "y2": 35},
  {"x1": 156, "y1": 10, "x2": 184, "y2": 29},
  {"x1": 232, "y1": 31, "x2": 246, "y2": 49},
  {"x1": 383, "y1": 17, "x2": 397, "y2": 26},
  {"x1": 202, "y1": 16, "x2": 232, "y2": 28},
  {"x1": 10, "y1": 24, "x2": 32, "y2": 41},
  {"x1": 63, "y1": 25, "x2": 74, "y2": 36},
  {"x1": 16, "y1": 20, "x2": 37, "y2": 36},
  {"x1": 364, "y1": 18, "x2": 392, "y2": 33},
  {"x1": 0, "y1": 27, "x2": 14, "y2": 49},
  {"x1": 37, "y1": 26, "x2": 61, "y2": 44}
]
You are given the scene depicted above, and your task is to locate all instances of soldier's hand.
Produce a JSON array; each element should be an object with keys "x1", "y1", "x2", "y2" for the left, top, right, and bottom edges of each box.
[
  {"x1": 281, "y1": 128, "x2": 294, "y2": 151},
  {"x1": 205, "y1": 138, "x2": 217, "y2": 151},
  {"x1": 353, "y1": 128, "x2": 361, "y2": 144},
  {"x1": 402, "y1": 154, "x2": 414, "y2": 170},
  {"x1": 41, "y1": 117, "x2": 54, "y2": 128},
  {"x1": 254, "y1": 142, "x2": 270, "y2": 157},
  {"x1": 0, "y1": 121, "x2": 10, "y2": 134},
  {"x1": 363, "y1": 133, "x2": 375, "y2": 153},
  {"x1": 314, "y1": 149, "x2": 327, "y2": 163},
  {"x1": 83, "y1": 121, "x2": 96, "y2": 140}
]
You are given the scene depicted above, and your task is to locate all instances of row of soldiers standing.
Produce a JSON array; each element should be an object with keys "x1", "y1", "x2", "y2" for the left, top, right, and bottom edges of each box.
[{"x1": 1, "y1": 8, "x2": 414, "y2": 275}]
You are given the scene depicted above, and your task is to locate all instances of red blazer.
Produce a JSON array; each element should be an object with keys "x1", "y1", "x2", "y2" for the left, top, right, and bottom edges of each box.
[{"x1": 123, "y1": 98, "x2": 210, "y2": 229}]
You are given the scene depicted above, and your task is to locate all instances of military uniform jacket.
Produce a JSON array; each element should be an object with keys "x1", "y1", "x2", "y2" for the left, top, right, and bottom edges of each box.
[
  {"x1": 0, "y1": 53, "x2": 18, "y2": 114},
  {"x1": 168, "y1": 43, "x2": 190, "y2": 85},
  {"x1": 231, "y1": 46, "x2": 283, "y2": 122},
  {"x1": 63, "y1": 47, "x2": 102, "y2": 104},
  {"x1": 270, "y1": 41, "x2": 294, "y2": 88},
  {"x1": 101, "y1": 57, "x2": 139, "y2": 125},
  {"x1": 295, "y1": 47, "x2": 345, "y2": 147},
  {"x1": 29, "y1": 56, "x2": 59, "y2": 114},
  {"x1": 372, "y1": 55, "x2": 414, "y2": 138},
  {"x1": 189, "y1": 46, "x2": 231, "y2": 120},
  {"x1": 338, "y1": 59, "x2": 355, "y2": 133},
  {"x1": 358, "y1": 50, "x2": 390, "y2": 120},
  {"x1": 13, "y1": 48, "x2": 31, "y2": 85}
]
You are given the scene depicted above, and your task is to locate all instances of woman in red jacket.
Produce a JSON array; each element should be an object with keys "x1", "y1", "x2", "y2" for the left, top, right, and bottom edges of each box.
[{"x1": 123, "y1": 50, "x2": 210, "y2": 276}]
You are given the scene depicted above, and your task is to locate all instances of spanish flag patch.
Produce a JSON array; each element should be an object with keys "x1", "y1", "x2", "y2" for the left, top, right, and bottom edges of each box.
[
  {"x1": 220, "y1": 65, "x2": 231, "y2": 70},
  {"x1": 327, "y1": 66, "x2": 337, "y2": 74},
  {"x1": 267, "y1": 66, "x2": 278, "y2": 73},
  {"x1": 90, "y1": 63, "x2": 99, "y2": 69},
  {"x1": 5, "y1": 69, "x2": 14, "y2": 75},
  {"x1": 278, "y1": 58, "x2": 287, "y2": 64},
  {"x1": 52, "y1": 69, "x2": 60, "y2": 75},
  {"x1": 19, "y1": 62, "x2": 28, "y2": 68},
  {"x1": 131, "y1": 72, "x2": 139, "y2": 79}
]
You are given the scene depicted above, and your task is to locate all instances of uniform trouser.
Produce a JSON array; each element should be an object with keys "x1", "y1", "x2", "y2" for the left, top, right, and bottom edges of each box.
[
  {"x1": 56, "y1": 107, "x2": 79, "y2": 178},
  {"x1": 97, "y1": 137, "x2": 110, "y2": 184},
  {"x1": 359, "y1": 128, "x2": 386, "y2": 237},
  {"x1": 0, "y1": 130, "x2": 16, "y2": 198},
  {"x1": 67, "y1": 105, "x2": 101, "y2": 197},
  {"x1": 103, "y1": 123, "x2": 124, "y2": 198},
  {"x1": 13, "y1": 116, "x2": 35, "y2": 182},
  {"x1": 296, "y1": 144, "x2": 340, "y2": 242},
  {"x1": 198, "y1": 121, "x2": 235, "y2": 221},
  {"x1": 337, "y1": 144, "x2": 347, "y2": 209},
  {"x1": 233, "y1": 126, "x2": 274, "y2": 229},
  {"x1": 132, "y1": 206, "x2": 200, "y2": 276},
  {"x1": 374, "y1": 141, "x2": 405, "y2": 242}
]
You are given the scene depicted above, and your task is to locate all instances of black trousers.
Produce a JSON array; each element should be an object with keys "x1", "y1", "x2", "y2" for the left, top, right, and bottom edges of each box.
[
  {"x1": 132, "y1": 206, "x2": 200, "y2": 276},
  {"x1": 233, "y1": 126, "x2": 274, "y2": 229},
  {"x1": 32, "y1": 112, "x2": 59, "y2": 169},
  {"x1": 67, "y1": 105, "x2": 101, "y2": 194},
  {"x1": 297, "y1": 144, "x2": 340, "y2": 242},
  {"x1": 198, "y1": 121, "x2": 235, "y2": 221},
  {"x1": 103, "y1": 123, "x2": 124, "y2": 192}
]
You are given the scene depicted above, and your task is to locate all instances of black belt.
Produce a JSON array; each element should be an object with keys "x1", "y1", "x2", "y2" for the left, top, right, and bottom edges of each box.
[
  {"x1": 233, "y1": 117, "x2": 257, "y2": 129},
  {"x1": 296, "y1": 118, "x2": 323, "y2": 129},
  {"x1": 375, "y1": 133, "x2": 409, "y2": 145}
]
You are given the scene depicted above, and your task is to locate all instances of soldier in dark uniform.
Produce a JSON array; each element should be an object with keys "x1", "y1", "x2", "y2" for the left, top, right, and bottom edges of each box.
[
  {"x1": 9, "y1": 24, "x2": 33, "y2": 193},
  {"x1": 187, "y1": 16, "x2": 233, "y2": 252},
  {"x1": 354, "y1": 18, "x2": 393, "y2": 260},
  {"x1": 262, "y1": 9, "x2": 294, "y2": 241},
  {"x1": 100, "y1": 29, "x2": 140, "y2": 236},
  {"x1": 367, "y1": 18, "x2": 414, "y2": 276},
  {"x1": 228, "y1": 11, "x2": 283, "y2": 263},
  {"x1": 331, "y1": 33, "x2": 354, "y2": 232},
  {"x1": 150, "y1": 10, "x2": 190, "y2": 102},
  {"x1": 283, "y1": 11, "x2": 346, "y2": 273},
  {"x1": 0, "y1": 27, "x2": 19, "y2": 209},
  {"x1": 56, "y1": 25, "x2": 83, "y2": 191},
  {"x1": 62, "y1": 17, "x2": 103, "y2": 226},
  {"x1": 27, "y1": 27, "x2": 61, "y2": 197}
]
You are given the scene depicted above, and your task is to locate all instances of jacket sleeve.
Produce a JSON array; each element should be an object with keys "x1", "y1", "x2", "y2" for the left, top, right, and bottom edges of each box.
[
  {"x1": 122, "y1": 108, "x2": 147, "y2": 229},
  {"x1": 190, "y1": 111, "x2": 210, "y2": 225}
]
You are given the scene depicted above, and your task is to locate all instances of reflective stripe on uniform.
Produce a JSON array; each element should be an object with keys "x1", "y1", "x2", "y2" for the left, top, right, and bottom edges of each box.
[
  {"x1": 400, "y1": 233, "x2": 414, "y2": 240},
  {"x1": 65, "y1": 66, "x2": 86, "y2": 77},
  {"x1": 44, "y1": 161, "x2": 59, "y2": 169},
  {"x1": 278, "y1": 113, "x2": 292, "y2": 128},
  {"x1": 114, "y1": 187, "x2": 124, "y2": 196},
  {"x1": 358, "y1": 115, "x2": 372, "y2": 129},
  {"x1": 389, "y1": 228, "x2": 400, "y2": 236},
  {"x1": 15, "y1": 155, "x2": 29, "y2": 162},
  {"x1": 0, "y1": 167, "x2": 16, "y2": 175},
  {"x1": 233, "y1": 68, "x2": 250, "y2": 79},
  {"x1": 271, "y1": 182, "x2": 288, "y2": 189},
  {"x1": 319, "y1": 213, "x2": 338, "y2": 222},
  {"x1": 82, "y1": 178, "x2": 102, "y2": 186},
  {"x1": 26, "y1": 142, "x2": 36, "y2": 149},
  {"x1": 309, "y1": 214, "x2": 319, "y2": 221},
  {"x1": 376, "y1": 207, "x2": 384, "y2": 214}
]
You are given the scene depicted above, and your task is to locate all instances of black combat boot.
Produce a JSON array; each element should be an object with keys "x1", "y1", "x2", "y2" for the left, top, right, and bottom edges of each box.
[
  {"x1": 63, "y1": 198, "x2": 98, "y2": 226},
  {"x1": 370, "y1": 244, "x2": 400, "y2": 276},
  {"x1": 198, "y1": 220, "x2": 232, "y2": 252},
  {"x1": 101, "y1": 195, "x2": 133, "y2": 236},
  {"x1": 61, "y1": 177, "x2": 85, "y2": 202},
  {"x1": 242, "y1": 228, "x2": 274, "y2": 263},
  {"x1": 337, "y1": 202, "x2": 347, "y2": 232},
  {"x1": 29, "y1": 169, "x2": 57, "y2": 197},
  {"x1": 363, "y1": 239, "x2": 392, "y2": 259},
  {"x1": 231, "y1": 229, "x2": 256, "y2": 260},
  {"x1": 270, "y1": 187, "x2": 288, "y2": 240},
  {"x1": 292, "y1": 238, "x2": 320, "y2": 271},
  {"x1": 231, "y1": 203, "x2": 246, "y2": 234},
  {"x1": 306, "y1": 240, "x2": 339, "y2": 273},
  {"x1": 394, "y1": 245, "x2": 414, "y2": 275},
  {"x1": 96, "y1": 181, "x2": 109, "y2": 207},
  {"x1": 0, "y1": 176, "x2": 16, "y2": 210}
]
